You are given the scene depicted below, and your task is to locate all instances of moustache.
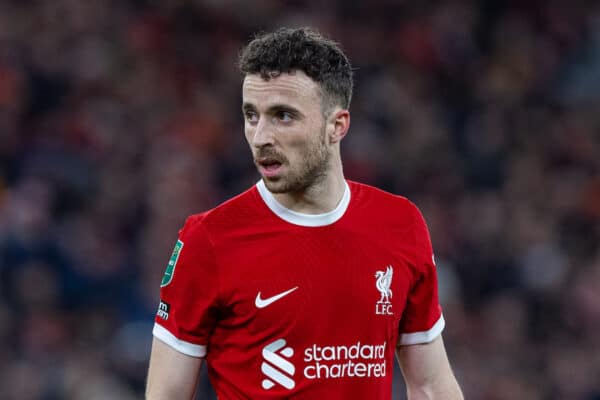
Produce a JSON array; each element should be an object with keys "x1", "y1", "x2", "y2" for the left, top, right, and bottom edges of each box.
[{"x1": 254, "y1": 149, "x2": 287, "y2": 164}]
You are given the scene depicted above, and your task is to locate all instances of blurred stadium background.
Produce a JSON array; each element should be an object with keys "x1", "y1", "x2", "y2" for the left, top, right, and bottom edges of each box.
[{"x1": 1, "y1": 0, "x2": 599, "y2": 399}]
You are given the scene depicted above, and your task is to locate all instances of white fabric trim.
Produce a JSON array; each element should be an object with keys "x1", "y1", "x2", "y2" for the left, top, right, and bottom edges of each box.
[
  {"x1": 256, "y1": 180, "x2": 351, "y2": 227},
  {"x1": 399, "y1": 315, "x2": 445, "y2": 346},
  {"x1": 152, "y1": 323, "x2": 207, "y2": 357}
]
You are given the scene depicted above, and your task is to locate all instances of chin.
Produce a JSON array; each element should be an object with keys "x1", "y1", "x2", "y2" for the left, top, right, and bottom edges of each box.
[
  {"x1": 262, "y1": 178, "x2": 288, "y2": 194},
  {"x1": 264, "y1": 176, "x2": 314, "y2": 195}
]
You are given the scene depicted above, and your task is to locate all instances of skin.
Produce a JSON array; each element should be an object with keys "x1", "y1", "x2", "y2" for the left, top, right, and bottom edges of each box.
[
  {"x1": 145, "y1": 70, "x2": 463, "y2": 400},
  {"x1": 242, "y1": 70, "x2": 349, "y2": 214},
  {"x1": 146, "y1": 339, "x2": 201, "y2": 399},
  {"x1": 396, "y1": 336, "x2": 463, "y2": 399}
]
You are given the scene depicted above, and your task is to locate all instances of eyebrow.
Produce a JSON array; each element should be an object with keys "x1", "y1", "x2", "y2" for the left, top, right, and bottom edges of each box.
[
  {"x1": 242, "y1": 103, "x2": 256, "y2": 113},
  {"x1": 242, "y1": 102, "x2": 303, "y2": 117}
]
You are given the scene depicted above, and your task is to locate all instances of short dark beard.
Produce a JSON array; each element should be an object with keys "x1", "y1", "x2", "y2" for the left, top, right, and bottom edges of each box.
[{"x1": 263, "y1": 124, "x2": 330, "y2": 194}]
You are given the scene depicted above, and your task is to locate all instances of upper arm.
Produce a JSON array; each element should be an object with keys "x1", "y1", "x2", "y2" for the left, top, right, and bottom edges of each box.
[
  {"x1": 398, "y1": 202, "x2": 443, "y2": 343},
  {"x1": 396, "y1": 335, "x2": 463, "y2": 400},
  {"x1": 147, "y1": 216, "x2": 219, "y2": 398},
  {"x1": 146, "y1": 338, "x2": 203, "y2": 400}
]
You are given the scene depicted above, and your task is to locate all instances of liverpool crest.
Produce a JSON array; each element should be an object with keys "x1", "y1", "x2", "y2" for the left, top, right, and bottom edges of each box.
[{"x1": 375, "y1": 266, "x2": 393, "y2": 315}]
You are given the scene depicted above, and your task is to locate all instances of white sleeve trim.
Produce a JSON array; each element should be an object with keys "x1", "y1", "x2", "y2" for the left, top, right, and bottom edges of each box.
[
  {"x1": 399, "y1": 315, "x2": 445, "y2": 346},
  {"x1": 152, "y1": 323, "x2": 207, "y2": 357}
]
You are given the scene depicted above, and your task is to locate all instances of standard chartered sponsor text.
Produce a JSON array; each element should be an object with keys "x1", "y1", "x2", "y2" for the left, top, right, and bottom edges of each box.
[{"x1": 303, "y1": 341, "x2": 387, "y2": 379}]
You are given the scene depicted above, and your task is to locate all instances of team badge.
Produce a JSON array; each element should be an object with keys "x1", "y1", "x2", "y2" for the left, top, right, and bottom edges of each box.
[
  {"x1": 161, "y1": 239, "x2": 184, "y2": 287},
  {"x1": 375, "y1": 266, "x2": 393, "y2": 315}
]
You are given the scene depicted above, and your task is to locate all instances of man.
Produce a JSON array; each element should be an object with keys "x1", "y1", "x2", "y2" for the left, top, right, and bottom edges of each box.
[{"x1": 146, "y1": 27, "x2": 463, "y2": 399}]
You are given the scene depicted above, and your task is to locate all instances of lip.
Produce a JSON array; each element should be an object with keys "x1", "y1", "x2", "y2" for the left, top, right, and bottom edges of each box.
[{"x1": 258, "y1": 163, "x2": 283, "y2": 178}]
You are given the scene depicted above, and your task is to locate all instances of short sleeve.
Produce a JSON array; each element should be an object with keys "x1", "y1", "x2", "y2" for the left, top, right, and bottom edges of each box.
[
  {"x1": 152, "y1": 214, "x2": 220, "y2": 357},
  {"x1": 398, "y1": 203, "x2": 444, "y2": 345}
]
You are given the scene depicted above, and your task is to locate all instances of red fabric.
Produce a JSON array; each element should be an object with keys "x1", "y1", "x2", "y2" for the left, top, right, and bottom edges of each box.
[{"x1": 155, "y1": 181, "x2": 443, "y2": 399}]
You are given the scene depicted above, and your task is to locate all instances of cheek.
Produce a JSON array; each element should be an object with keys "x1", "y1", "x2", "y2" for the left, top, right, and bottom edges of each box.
[
  {"x1": 285, "y1": 136, "x2": 311, "y2": 159},
  {"x1": 244, "y1": 125, "x2": 254, "y2": 144},
  {"x1": 291, "y1": 121, "x2": 323, "y2": 146}
]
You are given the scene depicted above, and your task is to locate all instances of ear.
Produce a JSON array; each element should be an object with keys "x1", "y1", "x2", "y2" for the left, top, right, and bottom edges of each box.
[{"x1": 328, "y1": 109, "x2": 350, "y2": 144}]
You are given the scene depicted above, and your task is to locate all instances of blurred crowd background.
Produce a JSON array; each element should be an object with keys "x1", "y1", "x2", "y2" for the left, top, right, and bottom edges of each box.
[{"x1": 0, "y1": 0, "x2": 599, "y2": 399}]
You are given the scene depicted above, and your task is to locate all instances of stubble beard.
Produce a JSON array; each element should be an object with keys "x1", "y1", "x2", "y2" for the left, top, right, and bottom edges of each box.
[{"x1": 261, "y1": 125, "x2": 330, "y2": 194}]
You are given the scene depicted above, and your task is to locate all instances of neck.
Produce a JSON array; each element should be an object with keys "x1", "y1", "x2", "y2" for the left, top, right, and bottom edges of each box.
[{"x1": 272, "y1": 159, "x2": 346, "y2": 214}]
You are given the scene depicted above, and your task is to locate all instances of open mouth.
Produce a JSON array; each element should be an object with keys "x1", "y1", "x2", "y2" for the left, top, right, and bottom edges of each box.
[
  {"x1": 257, "y1": 158, "x2": 283, "y2": 177},
  {"x1": 259, "y1": 158, "x2": 282, "y2": 169}
]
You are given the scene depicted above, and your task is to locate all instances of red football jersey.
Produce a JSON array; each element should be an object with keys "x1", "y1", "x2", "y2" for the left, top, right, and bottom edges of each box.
[{"x1": 153, "y1": 180, "x2": 444, "y2": 399}]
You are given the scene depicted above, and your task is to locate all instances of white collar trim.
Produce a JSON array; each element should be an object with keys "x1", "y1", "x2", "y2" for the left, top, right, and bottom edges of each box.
[{"x1": 256, "y1": 180, "x2": 351, "y2": 227}]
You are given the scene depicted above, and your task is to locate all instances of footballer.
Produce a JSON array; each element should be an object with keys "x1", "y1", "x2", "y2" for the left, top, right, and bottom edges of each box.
[{"x1": 146, "y1": 27, "x2": 463, "y2": 400}]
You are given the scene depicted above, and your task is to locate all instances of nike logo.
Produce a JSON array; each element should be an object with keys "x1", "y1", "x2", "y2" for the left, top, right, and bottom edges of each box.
[{"x1": 255, "y1": 287, "x2": 298, "y2": 308}]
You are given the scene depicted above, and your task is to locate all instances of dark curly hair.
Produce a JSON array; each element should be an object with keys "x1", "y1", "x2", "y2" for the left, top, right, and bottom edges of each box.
[{"x1": 239, "y1": 27, "x2": 353, "y2": 113}]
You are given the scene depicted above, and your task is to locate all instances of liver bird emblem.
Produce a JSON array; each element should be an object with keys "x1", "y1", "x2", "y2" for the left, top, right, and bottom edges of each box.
[{"x1": 375, "y1": 266, "x2": 393, "y2": 304}]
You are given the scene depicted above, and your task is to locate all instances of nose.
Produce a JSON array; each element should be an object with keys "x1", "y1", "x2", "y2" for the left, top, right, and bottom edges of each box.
[{"x1": 251, "y1": 117, "x2": 275, "y2": 148}]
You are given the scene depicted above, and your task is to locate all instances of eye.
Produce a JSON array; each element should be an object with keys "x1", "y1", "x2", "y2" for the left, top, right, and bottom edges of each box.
[
  {"x1": 276, "y1": 111, "x2": 294, "y2": 122},
  {"x1": 244, "y1": 110, "x2": 258, "y2": 123}
]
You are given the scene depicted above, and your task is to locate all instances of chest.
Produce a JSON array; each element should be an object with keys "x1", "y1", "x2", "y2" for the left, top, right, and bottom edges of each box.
[{"x1": 214, "y1": 227, "x2": 416, "y2": 341}]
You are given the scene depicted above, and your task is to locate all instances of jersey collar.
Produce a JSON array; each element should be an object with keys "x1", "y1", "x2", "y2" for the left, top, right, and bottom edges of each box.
[{"x1": 256, "y1": 180, "x2": 351, "y2": 227}]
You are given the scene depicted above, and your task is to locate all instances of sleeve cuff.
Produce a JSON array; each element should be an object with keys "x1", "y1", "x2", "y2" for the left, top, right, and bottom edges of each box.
[
  {"x1": 152, "y1": 323, "x2": 207, "y2": 357},
  {"x1": 399, "y1": 315, "x2": 445, "y2": 346}
]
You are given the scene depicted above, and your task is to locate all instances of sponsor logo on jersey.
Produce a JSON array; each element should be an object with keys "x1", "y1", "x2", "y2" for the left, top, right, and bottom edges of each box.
[
  {"x1": 157, "y1": 300, "x2": 170, "y2": 320},
  {"x1": 304, "y1": 341, "x2": 387, "y2": 379},
  {"x1": 259, "y1": 338, "x2": 388, "y2": 390},
  {"x1": 261, "y1": 339, "x2": 295, "y2": 390},
  {"x1": 161, "y1": 239, "x2": 183, "y2": 287},
  {"x1": 255, "y1": 287, "x2": 298, "y2": 309},
  {"x1": 375, "y1": 265, "x2": 393, "y2": 315}
]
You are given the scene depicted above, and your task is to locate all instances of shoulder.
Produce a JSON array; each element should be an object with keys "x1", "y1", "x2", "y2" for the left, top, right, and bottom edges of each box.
[
  {"x1": 181, "y1": 184, "x2": 262, "y2": 236},
  {"x1": 347, "y1": 181, "x2": 433, "y2": 271},
  {"x1": 347, "y1": 180, "x2": 430, "y2": 250},
  {"x1": 348, "y1": 180, "x2": 422, "y2": 220}
]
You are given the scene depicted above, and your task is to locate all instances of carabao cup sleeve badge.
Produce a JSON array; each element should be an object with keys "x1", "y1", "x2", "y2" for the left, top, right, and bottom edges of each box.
[{"x1": 161, "y1": 239, "x2": 184, "y2": 287}]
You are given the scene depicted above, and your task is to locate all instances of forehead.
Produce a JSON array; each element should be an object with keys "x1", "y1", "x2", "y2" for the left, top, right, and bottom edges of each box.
[{"x1": 242, "y1": 71, "x2": 322, "y2": 108}]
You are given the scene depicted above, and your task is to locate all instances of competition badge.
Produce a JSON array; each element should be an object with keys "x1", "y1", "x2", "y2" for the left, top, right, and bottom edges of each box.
[{"x1": 161, "y1": 239, "x2": 184, "y2": 287}]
